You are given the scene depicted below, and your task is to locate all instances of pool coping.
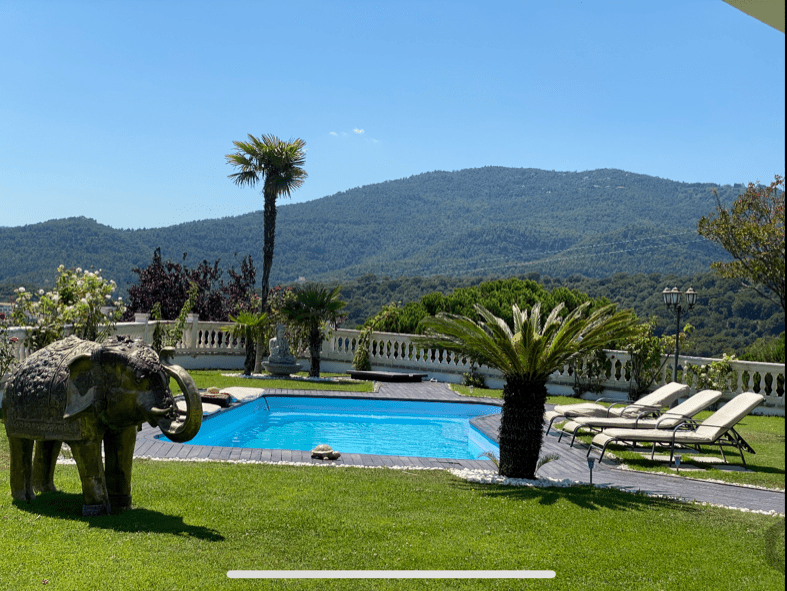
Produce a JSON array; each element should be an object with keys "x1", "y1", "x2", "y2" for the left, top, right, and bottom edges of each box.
[{"x1": 134, "y1": 384, "x2": 503, "y2": 470}]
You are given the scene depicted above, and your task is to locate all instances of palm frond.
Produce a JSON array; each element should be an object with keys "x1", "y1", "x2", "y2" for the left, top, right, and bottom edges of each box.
[
  {"x1": 416, "y1": 301, "x2": 638, "y2": 383},
  {"x1": 226, "y1": 133, "x2": 308, "y2": 197}
]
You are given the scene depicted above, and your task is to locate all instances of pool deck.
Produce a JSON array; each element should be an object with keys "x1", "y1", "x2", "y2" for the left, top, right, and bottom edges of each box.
[{"x1": 135, "y1": 381, "x2": 785, "y2": 514}]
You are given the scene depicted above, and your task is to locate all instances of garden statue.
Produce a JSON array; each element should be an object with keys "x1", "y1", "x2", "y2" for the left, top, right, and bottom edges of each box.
[
  {"x1": 311, "y1": 444, "x2": 340, "y2": 460},
  {"x1": 0, "y1": 335, "x2": 202, "y2": 515},
  {"x1": 263, "y1": 324, "x2": 302, "y2": 376}
]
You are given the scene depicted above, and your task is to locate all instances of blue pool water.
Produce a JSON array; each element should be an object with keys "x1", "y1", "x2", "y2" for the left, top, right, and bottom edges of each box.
[{"x1": 175, "y1": 396, "x2": 501, "y2": 460}]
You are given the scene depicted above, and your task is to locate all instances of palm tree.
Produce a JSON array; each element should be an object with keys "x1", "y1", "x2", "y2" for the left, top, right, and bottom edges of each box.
[
  {"x1": 222, "y1": 310, "x2": 268, "y2": 375},
  {"x1": 281, "y1": 285, "x2": 346, "y2": 377},
  {"x1": 226, "y1": 134, "x2": 307, "y2": 307},
  {"x1": 417, "y1": 301, "x2": 638, "y2": 479}
]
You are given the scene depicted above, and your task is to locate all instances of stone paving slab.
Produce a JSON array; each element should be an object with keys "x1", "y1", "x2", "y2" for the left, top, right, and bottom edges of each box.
[{"x1": 134, "y1": 383, "x2": 785, "y2": 514}]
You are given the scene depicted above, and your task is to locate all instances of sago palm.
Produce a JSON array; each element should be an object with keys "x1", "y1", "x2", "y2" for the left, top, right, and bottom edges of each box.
[
  {"x1": 226, "y1": 134, "x2": 307, "y2": 307},
  {"x1": 417, "y1": 301, "x2": 638, "y2": 479},
  {"x1": 281, "y1": 285, "x2": 346, "y2": 377}
]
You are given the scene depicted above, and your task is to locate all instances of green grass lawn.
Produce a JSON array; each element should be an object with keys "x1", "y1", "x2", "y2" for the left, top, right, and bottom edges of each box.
[
  {"x1": 177, "y1": 370, "x2": 375, "y2": 393},
  {"x1": 571, "y1": 411, "x2": 785, "y2": 490},
  {"x1": 450, "y1": 384, "x2": 785, "y2": 490},
  {"x1": 0, "y1": 434, "x2": 784, "y2": 590}
]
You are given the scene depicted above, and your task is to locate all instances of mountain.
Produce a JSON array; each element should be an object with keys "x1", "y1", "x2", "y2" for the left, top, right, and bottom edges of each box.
[{"x1": 0, "y1": 167, "x2": 738, "y2": 295}]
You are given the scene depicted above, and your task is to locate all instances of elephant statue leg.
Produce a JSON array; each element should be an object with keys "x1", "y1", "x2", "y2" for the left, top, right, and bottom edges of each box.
[
  {"x1": 104, "y1": 427, "x2": 137, "y2": 511},
  {"x1": 7, "y1": 436, "x2": 35, "y2": 502},
  {"x1": 32, "y1": 440, "x2": 62, "y2": 493},
  {"x1": 69, "y1": 439, "x2": 110, "y2": 516}
]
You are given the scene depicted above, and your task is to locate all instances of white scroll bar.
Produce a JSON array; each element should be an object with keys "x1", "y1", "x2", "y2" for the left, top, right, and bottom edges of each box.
[{"x1": 228, "y1": 570, "x2": 555, "y2": 579}]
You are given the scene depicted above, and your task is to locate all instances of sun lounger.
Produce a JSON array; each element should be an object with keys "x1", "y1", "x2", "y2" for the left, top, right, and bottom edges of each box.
[
  {"x1": 558, "y1": 389, "x2": 722, "y2": 447},
  {"x1": 544, "y1": 382, "x2": 689, "y2": 436},
  {"x1": 589, "y1": 392, "x2": 765, "y2": 467}
]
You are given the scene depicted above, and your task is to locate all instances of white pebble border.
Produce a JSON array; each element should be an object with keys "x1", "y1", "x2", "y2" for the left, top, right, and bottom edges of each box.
[{"x1": 53, "y1": 455, "x2": 784, "y2": 517}]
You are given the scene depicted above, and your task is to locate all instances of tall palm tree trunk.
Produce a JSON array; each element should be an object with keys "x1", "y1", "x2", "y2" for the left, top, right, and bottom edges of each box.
[
  {"x1": 498, "y1": 376, "x2": 549, "y2": 479},
  {"x1": 252, "y1": 186, "x2": 278, "y2": 374},
  {"x1": 259, "y1": 186, "x2": 278, "y2": 311}
]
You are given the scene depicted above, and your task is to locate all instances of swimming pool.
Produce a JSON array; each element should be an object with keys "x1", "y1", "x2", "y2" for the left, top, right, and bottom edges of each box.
[{"x1": 172, "y1": 396, "x2": 501, "y2": 460}]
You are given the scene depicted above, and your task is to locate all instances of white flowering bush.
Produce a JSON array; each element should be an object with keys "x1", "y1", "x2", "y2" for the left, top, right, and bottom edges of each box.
[
  {"x1": 684, "y1": 353, "x2": 737, "y2": 393},
  {"x1": 0, "y1": 325, "x2": 18, "y2": 382},
  {"x1": 11, "y1": 265, "x2": 126, "y2": 350}
]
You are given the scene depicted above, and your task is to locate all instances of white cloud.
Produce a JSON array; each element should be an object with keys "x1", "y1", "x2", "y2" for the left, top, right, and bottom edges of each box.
[
  {"x1": 329, "y1": 131, "x2": 338, "y2": 136},
  {"x1": 353, "y1": 128, "x2": 365, "y2": 134}
]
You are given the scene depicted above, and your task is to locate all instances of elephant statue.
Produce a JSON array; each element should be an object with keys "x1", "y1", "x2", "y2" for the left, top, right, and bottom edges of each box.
[{"x1": 0, "y1": 335, "x2": 202, "y2": 516}]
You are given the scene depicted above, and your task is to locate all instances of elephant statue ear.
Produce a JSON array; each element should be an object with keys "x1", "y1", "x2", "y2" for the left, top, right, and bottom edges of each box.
[{"x1": 63, "y1": 354, "x2": 96, "y2": 419}]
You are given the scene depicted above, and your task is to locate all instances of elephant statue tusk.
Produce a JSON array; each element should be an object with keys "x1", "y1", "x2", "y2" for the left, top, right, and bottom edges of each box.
[{"x1": 149, "y1": 406, "x2": 173, "y2": 417}]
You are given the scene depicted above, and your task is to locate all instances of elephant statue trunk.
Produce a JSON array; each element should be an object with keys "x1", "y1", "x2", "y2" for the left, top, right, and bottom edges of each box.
[
  {"x1": 158, "y1": 363, "x2": 202, "y2": 443},
  {"x1": 1, "y1": 335, "x2": 203, "y2": 515}
]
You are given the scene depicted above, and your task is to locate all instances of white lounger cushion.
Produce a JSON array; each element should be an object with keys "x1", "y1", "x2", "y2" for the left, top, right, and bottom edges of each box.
[
  {"x1": 591, "y1": 392, "x2": 764, "y2": 448},
  {"x1": 562, "y1": 390, "x2": 723, "y2": 433},
  {"x1": 551, "y1": 382, "x2": 689, "y2": 419}
]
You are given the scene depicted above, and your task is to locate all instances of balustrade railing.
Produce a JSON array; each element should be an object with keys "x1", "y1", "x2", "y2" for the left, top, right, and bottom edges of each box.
[
  {"x1": 4, "y1": 322, "x2": 784, "y2": 412},
  {"x1": 4, "y1": 315, "x2": 247, "y2": 363},
  {"x1": 323, "y1": 329, "x2": 785, "y2": 411}
]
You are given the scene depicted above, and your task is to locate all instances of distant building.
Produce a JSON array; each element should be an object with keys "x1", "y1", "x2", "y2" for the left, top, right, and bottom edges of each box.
[{"x1": 0, "y1": 302, "x2": 14, "y2": 317}]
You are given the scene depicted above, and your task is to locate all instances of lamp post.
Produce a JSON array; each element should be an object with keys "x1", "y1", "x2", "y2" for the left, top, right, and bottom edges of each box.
[{"x1": 662, "y1": 286, "x2": 697, "y2": 382}]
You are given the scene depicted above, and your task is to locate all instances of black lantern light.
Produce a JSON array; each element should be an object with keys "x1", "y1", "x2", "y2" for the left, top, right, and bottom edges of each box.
[{"x1": 662, "y1": 287, "x2": 698, "y2": 382}]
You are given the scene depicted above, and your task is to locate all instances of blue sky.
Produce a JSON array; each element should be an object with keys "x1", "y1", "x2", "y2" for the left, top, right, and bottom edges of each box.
[{"x1": 1, "y1": 0, "x2": 784, "y2": 230}]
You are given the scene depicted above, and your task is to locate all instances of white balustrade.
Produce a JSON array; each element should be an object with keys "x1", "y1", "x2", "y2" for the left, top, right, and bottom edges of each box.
[
  {"x1": 4, "y1": 323, "x2": 784, "y2": 413},
  {"x1": 323, "y1": 329, "x2": 784, "y2": 412}
]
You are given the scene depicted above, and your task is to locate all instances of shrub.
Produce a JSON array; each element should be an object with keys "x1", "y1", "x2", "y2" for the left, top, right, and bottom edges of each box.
[
  {"x1": 740, "y1": 332, "x2": 785, "y2": 363},
  {"x1": 11, "y1": 266, "x2": 125, "y2": 350}
]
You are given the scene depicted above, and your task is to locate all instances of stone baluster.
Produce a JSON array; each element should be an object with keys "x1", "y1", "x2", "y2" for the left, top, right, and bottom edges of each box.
[{"x1": 134, "y1": 313, "x2": 151, "y2": 345}]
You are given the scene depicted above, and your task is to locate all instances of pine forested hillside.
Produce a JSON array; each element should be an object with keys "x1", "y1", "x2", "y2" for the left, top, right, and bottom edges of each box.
[
  {"x1": 0, "y1": 167, "x2": 739, "y2": 294},
  {"x1": 335, "y1": 272, "x2": 784, "y2": 358}
]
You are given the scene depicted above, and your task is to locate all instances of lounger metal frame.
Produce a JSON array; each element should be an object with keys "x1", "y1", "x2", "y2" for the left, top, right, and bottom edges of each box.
[
  {"x1": 558, "y1": 407, "x2": 663, "y2": 446},
  {"x1": 546, "y1": 400, "x2": 662, "y2": 436},
  {"x1": 590, "y1": 418, "x2": 757, "y2": 468}
]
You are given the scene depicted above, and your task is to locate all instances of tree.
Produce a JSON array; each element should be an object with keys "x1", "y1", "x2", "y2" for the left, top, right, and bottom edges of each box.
[
  {"x1": 698, "y1": 176, "x2": 785, "y2": 313},
  {"x1": 226, "y1": 134, "x2": 307, "y2": 308},
  {"x1": 281, "y1": 285, "x2": 346, "y2": 377},
  {"x1": 150, "y1": 282, "x2": 199, "y2": 355},
  {"x1": 11, "y1": 266, "x2": 125, "y2": 351},
  {"x1": 417, "y1": 302, "x2": 638, "y2": 479},
  {"x1": 125, "y1": 248, "x2": 191, "y2": 321},
  {"x1": 224, "y1": 254, "x2": 257, "y2": 315},
  {"x1": 0, "y1": 325, "x2": 19, "y2": 382},
  {"x1": 222, "y1": 310, "x2": 268, "y2": 374},
  {"x1": 624, "y1": 317, "x2": 688, "y2": 400},
  {"x1": 225, "y1": 254, "x2": 258, "y2": 374},
  {"x1": 125, "y1": 249, "x2": 257, "y2": 323}
]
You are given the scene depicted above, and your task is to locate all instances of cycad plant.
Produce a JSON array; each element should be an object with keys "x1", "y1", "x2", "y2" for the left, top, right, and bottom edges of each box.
[
  {"x1": 417, "y1": 301, "x2": 638, "y2": 479},
  {"x1": 282, "y1": 285, "x2": 346, "y2": 377}
]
